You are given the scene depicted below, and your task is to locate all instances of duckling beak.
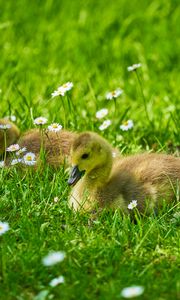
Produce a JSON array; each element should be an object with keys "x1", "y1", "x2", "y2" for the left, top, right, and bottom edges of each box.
[{"x1": 68, "y1": 165, "x2": 85, "y2": 186}]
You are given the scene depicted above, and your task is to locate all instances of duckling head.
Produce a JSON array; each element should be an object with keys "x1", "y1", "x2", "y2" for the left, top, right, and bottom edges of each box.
[{"x1": 68, "y1": 132, "x2": 113, "y2": 186}]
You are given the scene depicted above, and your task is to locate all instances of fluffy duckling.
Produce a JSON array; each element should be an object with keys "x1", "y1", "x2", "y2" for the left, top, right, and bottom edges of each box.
[
  {"x1": 68, "y1": 132, "x2": 180, "y2": 214},
  {"x1": 18, "y1": 129, "x2": 78, "y2": 167},
  {"x1": 0, "y1": 119, "x2": 20, "y2": 155}
]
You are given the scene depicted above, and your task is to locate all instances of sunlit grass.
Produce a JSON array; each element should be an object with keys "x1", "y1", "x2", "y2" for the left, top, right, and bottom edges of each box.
[{"x1": 0, "y1": 0, "x2": 179, "y2": 299}]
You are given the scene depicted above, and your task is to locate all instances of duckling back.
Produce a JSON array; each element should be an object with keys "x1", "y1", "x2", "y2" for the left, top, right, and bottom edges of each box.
[{"x1": 18, "y1": 129, "x2": 77, "y2": 167}]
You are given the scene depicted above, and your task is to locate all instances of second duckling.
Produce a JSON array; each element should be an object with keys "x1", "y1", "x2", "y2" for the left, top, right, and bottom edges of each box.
[
  {"x1": 18, "y1": 129, "x2": 78, "y2": 168},
  {"x1": 68, "y1": 132, "x2": 180, "y2": 214}
]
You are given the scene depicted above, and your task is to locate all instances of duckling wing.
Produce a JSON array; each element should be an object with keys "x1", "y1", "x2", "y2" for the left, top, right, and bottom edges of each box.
[
  {"x1": 96, "y1": 169, "x2": 146, "y2": 212},
  {"x1": 97, "y1": 153, "x2": 180, "y2": 212}
]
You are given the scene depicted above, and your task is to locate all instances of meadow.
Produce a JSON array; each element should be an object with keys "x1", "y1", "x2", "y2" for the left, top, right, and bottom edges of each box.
[{"x1": 0, "y1": 0, "x2": 180, "y2": 299}]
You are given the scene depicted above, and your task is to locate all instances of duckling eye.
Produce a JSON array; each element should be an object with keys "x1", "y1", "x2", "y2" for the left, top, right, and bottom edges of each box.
[{"x1": 81, "y1": 153, "x2": 89, "y2": 159}]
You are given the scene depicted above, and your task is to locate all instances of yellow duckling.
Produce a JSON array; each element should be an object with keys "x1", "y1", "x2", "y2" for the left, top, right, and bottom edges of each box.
[
  {"x1": 0, "y1": 119, "x2": 20, "y2": 155},
  {"x1": 68, "y1": 132, "x2": 180, "y2": 214},
  {"x1": 18, "y1": 129, "x2": 78, "y2": 167}
]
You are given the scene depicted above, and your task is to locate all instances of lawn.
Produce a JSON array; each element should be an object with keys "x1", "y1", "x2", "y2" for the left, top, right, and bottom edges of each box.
[{"x1": 0, "y1": 0, "x2": 180, "y2": 299}]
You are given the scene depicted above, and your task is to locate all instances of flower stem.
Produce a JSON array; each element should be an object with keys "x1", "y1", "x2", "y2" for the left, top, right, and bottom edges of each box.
[
  {"x1": 135, "y1": 70, "x2": 153, "y2": 128},
  {"x1": 0, "y1": 242, "x2": 7, "y2": 284},
  {"x1": 3, "y1": 130, "x2": 7, "y2": 164},
  {"x1": 113, "y1": 98, "x2": 117, "y2": 121},
  {"x1": 67, "y1": 94, "x2": 77, "y2": 128},
  {"x1": 60, "y1": 95, "x2": 67, "y2": 128},
  {"x1": 39, "y1": 126, "x2": 46, "y2": 164}
]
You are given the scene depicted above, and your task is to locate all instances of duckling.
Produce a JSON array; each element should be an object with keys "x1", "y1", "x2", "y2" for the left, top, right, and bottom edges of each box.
[
  {"x1": 0, "y1": 119, "x2": 20, "y2": 155},
  {"x1": 68, "y1": 132, "x2": 180, "y2": 214},
  {"x1": 18, "y1": 129, "x2": 78, "y2": 167}
]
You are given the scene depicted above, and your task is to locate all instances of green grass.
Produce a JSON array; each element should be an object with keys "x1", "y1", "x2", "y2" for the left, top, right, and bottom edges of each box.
[{"x1": 0, "y1": 0, "x2": 180, "y2": 299}]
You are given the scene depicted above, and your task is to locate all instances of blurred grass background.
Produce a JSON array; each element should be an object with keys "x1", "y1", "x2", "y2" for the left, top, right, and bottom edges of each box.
[{"x1": 0, "y1": 0, "x2": 179, "y2": 140}]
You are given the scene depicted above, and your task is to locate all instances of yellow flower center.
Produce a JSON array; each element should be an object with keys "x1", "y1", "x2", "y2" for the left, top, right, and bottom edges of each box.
[
  {"x1": 26, "y1": 156, "x2": 32, "y2": 161},
  {"x1": 123, "y1": 121, "x2": 129, "y2": 126}
]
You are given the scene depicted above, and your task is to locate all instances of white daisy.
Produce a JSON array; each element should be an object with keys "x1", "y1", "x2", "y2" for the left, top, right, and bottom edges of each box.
[
  {"x1": 53, "y1": 197, "x2": 59, "y2": 203},
  {"x1": 51, "y1": 90, "x2": 63, "y2": 98},
  {"x1": 6, "y1": 144, "x2": 20, "y2": 152},
  {"x1": 48, "y1": 123, "x2": 63, "y2": 132},
  {"x1": 112, "y1": 151, "x2": 117, "y2": 158},
  {"x1": 170, "y1": 212, "x2": 180, "y2": 223},
  {"x1": 128, "y1": 200, "x2": 138, "y2": 210},
  {"x1": 172, "y1": 212, "x2": 180, "y2": 219},
  {"x1": 120, "y1": 120, "x2": 134, "y2": 131},
  {"x1": 0, "y1": 221, "x2": 9, "y2": 236},
  {"x1": 0, "y1": 124, "x2": 12, "y2": 130},
  {"x1": 106, "y1": 88, "x2": 123, "y2": 100},
  {"x1": 99, "y1": 119, "x2": 112, "y2": 131},
  {"x1": 0, "y1": 161, "x2": 5, "y2": 168},
  {"x1": 34, "y1": 117, "x2": 48, "y2": 126},
  {"x1": 42, "y1": 251, "x2": 66, "y2": 266},
  {"x1": 4, "y1": 115, "x2": 16, "y2": 122},
  {"x1": 127, "y1": 63, "x2": 141, "y2": 72},
  {"x1": 96, "y1": 108, "x2": 108, "y2": 119},
  {"x1": 23, "y1": 152, "x2": 36, "y2": 166},
  {"x1": 60, "y1": 81, "x2": 73, "y2": 92},
  {"x1": 121, "y1": 286, "x2": 144, "y2": 298},
  {"x1": 16, "y1": 147, "x2": 27, "y2": 156},
  {"x1": 11, "y1": 158, "x2": 22, "y2": 166},
  {"x1": 49, "y1": 276, "x2": 65, "y2": 287},
  {"x1": 52, "y1": 82, "x2": 73, "y2": 98}
]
